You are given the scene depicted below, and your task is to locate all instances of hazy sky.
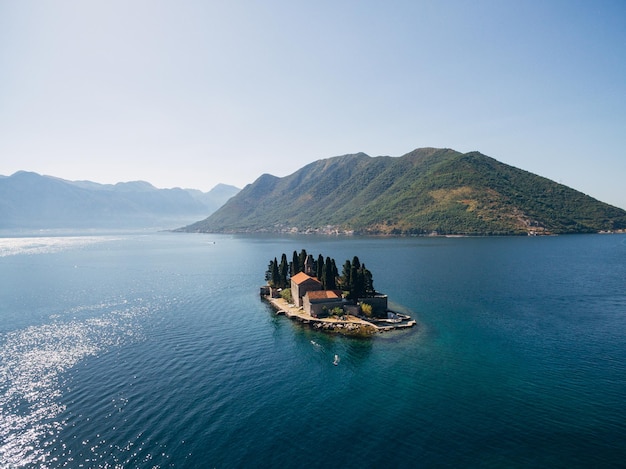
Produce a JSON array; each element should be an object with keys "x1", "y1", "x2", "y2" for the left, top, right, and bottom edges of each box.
[{"x1": 1, "y1": 1, "x2": 625, "y2": 208}]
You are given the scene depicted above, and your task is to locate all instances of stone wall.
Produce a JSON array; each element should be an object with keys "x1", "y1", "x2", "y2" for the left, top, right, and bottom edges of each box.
[{"x1": 358, "y1": 295, "x2": 388, "y2": 315}]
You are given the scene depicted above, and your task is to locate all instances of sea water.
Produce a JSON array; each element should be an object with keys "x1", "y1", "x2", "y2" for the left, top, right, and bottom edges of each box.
[{"x1": 1, "y1": 232, "x2": 625, "y2": 468}]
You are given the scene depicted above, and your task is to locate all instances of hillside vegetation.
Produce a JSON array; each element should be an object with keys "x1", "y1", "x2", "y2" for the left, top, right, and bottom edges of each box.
[{"x1": 181, "y1": 148, "x2": 626, "y2": 235}]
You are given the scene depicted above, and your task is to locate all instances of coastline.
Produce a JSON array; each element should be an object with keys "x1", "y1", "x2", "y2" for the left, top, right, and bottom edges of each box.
[{"x1": 263, "y1": 295, "x2": 416, "y2": 337}]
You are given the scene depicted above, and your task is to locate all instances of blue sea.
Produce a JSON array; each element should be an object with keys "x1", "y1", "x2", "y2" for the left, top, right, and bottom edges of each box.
[{"x1": 1, "y1": 232, "x2": 625, "y2": 468}]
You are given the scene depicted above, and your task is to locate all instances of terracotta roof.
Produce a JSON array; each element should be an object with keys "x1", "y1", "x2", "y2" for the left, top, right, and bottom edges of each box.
[
  {"x1": 305, "y1": 290, "x2": 342, "y2": 300},
  {"x1": 291, "y1": 272, "x2": 321, "y2": 285}
]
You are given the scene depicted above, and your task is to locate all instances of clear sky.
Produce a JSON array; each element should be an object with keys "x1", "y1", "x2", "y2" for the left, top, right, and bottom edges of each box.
[{"x1": 1, "y1": 1, "x2": 625, "y2": 208}]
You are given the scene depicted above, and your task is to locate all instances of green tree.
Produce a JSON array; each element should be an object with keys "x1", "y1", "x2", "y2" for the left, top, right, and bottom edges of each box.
[
  {"x1": 280, "y1": 288, "x2": 293, "y2": 303},
  {"x1": 355, "y1": 268, "x2": 366, "y2": 299},
  {"x1": 331, "y1": 259, "x2": 339, "y2": 287},
  {"x1": 316, "y1": 254, "x2": 324, "y2": 279},
  {"x1": 331, "y1": 306, "x2": 343, "y2": 316},
  {"x1": 348, "y1": 264, "x2": 360, "y2": 300},
  {"x1": 268, "y1": 250, "x2": 374, "y2": 300},
  {"x1": 291, "y1": 250, "x2": 300, "y2": 276},
  {"x1": 279, "y1": 253, "x2": 289, "y2": 288},
  {"x1": 271, "y1": 257, "x2": 280, "y2": 287},
  {"x1": 341, "y1": 260, "x2": 352, "y2": 291},
  {"x1": 324, "y1": 256, "x2": 336, "y2": 290},
  {"x1": 347, "y1": 262, "x2": 373, "y2": 300},
  {"x1": 265, "y1": 260, "x2": 274, "y2": 283},
  {"x1": 362, "y1": 263, "x2": 374, "y2": 296},
  {"x1": 298, "y1": 249, "x2": 308, "y2": 271}
]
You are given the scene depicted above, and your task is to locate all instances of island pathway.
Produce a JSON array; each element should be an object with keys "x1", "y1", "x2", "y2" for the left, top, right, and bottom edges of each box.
[{"x1": 264, "y1": 296, "x2": 416, "y2": 335}]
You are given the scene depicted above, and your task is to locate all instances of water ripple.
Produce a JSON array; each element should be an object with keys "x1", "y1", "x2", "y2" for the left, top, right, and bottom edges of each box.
[{"x1": 0, "y1": 305, "x2": 147, "y2": 468}]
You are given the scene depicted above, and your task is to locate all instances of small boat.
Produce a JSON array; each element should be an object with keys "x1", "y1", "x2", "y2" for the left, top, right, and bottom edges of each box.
[{"x1": 333, "y1": 354, "x2": 340, "y2": 366}]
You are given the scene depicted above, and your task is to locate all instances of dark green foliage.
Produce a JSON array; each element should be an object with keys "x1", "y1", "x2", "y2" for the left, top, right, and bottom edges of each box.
[
  {"x1": 330, "y1": 259, "x2": 339, "y2": 286},
  {"x1": 290, "y1": 250, "x2": 300, "y2": 276},
  {"x1": 298, "y1": 249, "x2": 308, "y2": 271},
  {"x1": 266, "y1": 250, "x2": 373, "y2": 299},
  {"x1": 346, "y1": 262, "x2": 374, "y2": 300},
  {"x1": 349, "y1": 265, "x2": 364, "y2": 300},
  {"x1": 265, "y1": 260, "x2": 273, "y2": 283},
  {"x1": 316, "y1": 254, "x2": 324, "y2": 280},
  {"x1": 363, "y1": 264, "x2": 374, "y2": 295},
  {"x1": 341, "y1": 260, "x2": 352, "y2": 291},
  {"x1": 323, "y1": 256, "x2": 336, "y2": 290},
  {"x1": 270, "y1": 257, "x2": 280, "y2": 287},
  {"x1": 182, "y1": 147, "x2": 626, "y2": 235},
  {"x1": 348, "y1": 265, "x2": 359, "y2": 299},
  {"x1": 279, "y1": 253, "x2": 289, "y2": 289}
]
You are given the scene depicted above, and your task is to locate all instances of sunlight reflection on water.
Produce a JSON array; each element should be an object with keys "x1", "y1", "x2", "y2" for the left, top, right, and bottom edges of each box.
[
  {"x1": 0, "y1": 236, "x2": 119, "y2": 257},
  {"x1": 0, "y1": 304, "x2": 147, "y2": 468}
]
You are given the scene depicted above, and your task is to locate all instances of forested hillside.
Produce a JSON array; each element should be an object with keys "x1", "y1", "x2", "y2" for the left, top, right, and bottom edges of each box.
[{"x1": 181, "y1": 148, "x2": 626, "y2": 235}]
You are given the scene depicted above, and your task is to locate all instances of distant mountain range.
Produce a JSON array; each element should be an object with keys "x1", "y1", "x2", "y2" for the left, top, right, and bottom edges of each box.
[
  {"x1": 180, "y1": 148, "x2": 626, "y2": 236},
  {"x1": 0, "y1": 171, "x2": 239, "y2": 229}
]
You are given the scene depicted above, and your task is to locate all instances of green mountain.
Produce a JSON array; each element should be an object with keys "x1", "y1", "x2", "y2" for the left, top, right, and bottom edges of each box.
[{"x1": 180, "y1": 148, "x2": 626, "y2": 235}]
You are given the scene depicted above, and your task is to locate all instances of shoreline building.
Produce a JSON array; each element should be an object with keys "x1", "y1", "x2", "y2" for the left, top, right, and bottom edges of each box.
[{"x1": 291, "y1": 272, "x2": 322, "y2": 307}]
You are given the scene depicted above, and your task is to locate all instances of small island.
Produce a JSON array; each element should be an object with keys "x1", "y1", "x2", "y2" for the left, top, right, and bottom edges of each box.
[{"x1": 260, "y1": 249, "x2": 415, "y2": 336}]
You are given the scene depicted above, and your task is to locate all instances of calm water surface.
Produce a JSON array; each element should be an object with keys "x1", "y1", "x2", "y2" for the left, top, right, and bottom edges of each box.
[{"x1": 1, "y1": 232, "x2": 625, "y2": 468}]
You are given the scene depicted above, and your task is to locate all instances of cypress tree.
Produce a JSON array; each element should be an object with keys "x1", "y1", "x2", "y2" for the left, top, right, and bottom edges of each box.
[
  {"x1": 298, "y1": 249, "x2": 308, "y2": 271},
  {"x1": 265, "y1": 260, "x2": 274, "y2": 283},
  {"x1": 331, "y1": 258, "x2": 339, "y2": 290},
  {"x1": 279, "y1": 253, "x2": 289, "y2": 288},
  {"x1": 269, "y1": 250, "x2": 374, "y2": 300},
  {"x1": 324, "y1": 256, "x2": 336, "y2": 290},
  {"x1": 357, "y1": 269, "x2": 366, "y2": 298},
  {"x1": 362, "y1": 264, "x2": 374, "y2": 296},
  {"x1": 348, "y1": 264, "x2": 359, "y2": 299},
  {"x1": 316, "y1": 254, "x2": 324, "y2": 279},
  {"x1": 341, "y1": 260, "x2": 352, "y2": 291},
  {"x1": 291, "y1": 250, "x2": 300, "y2": 276},
  {"x1": 271, "y1": 257, "x2": 280, "y2": 287}
]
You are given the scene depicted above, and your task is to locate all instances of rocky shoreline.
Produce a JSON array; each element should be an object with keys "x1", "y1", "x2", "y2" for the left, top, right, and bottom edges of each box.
[{"x1": 263, "y1": 296, "x2": 416, "y2": 337}]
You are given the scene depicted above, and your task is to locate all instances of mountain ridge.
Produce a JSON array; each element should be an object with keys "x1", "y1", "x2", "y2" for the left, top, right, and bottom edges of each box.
[
  {"x1": 0, "y1": 171, "x2": 239, "y2": 229},
  {"x1": 180, "y1": 148, "x2": 626, "y2": 235}
]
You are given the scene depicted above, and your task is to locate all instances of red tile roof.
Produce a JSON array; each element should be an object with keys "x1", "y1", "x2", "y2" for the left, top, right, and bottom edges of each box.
[
  {"x1": 305, "y1": 290, "x2": 342, "y2": 300},
  {"x1": 291, "y1": 272, "x2": 320, "y2": 285}
]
